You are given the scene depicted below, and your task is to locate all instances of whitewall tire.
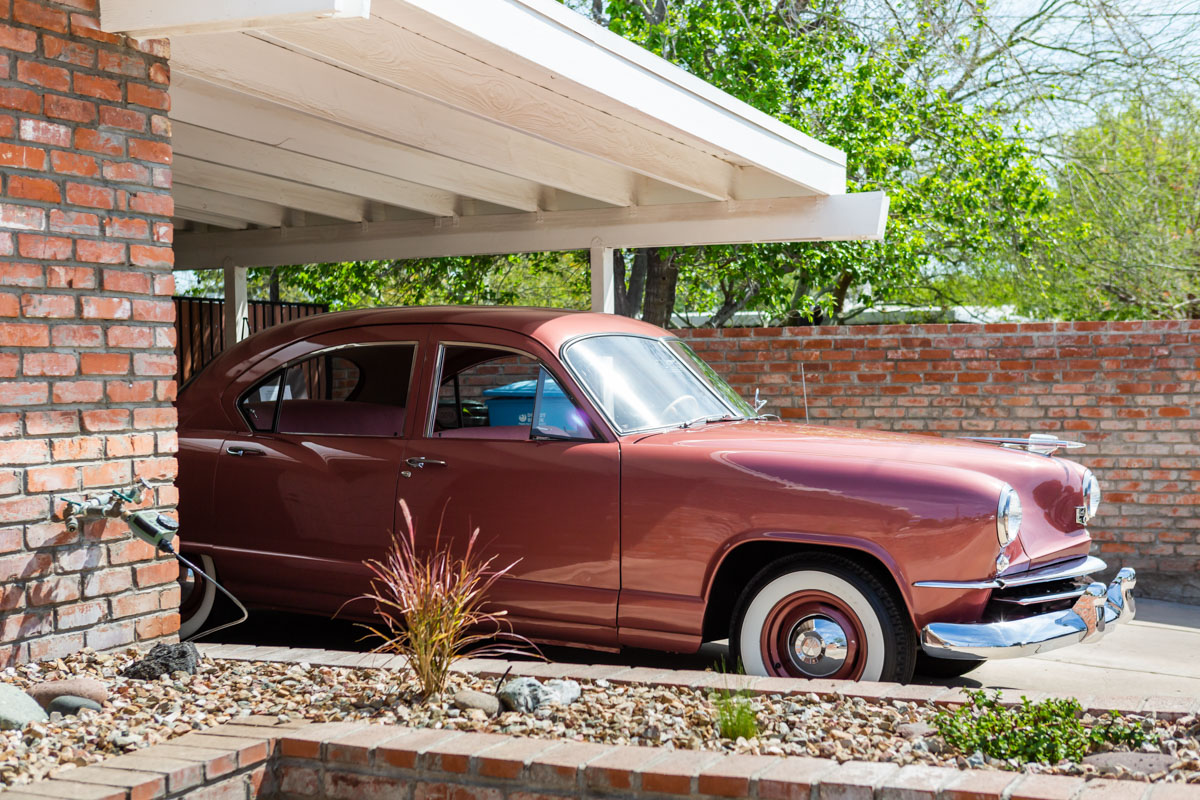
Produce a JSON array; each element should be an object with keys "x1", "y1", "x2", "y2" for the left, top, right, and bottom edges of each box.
[
  {"x1": 730, "y1": 554, "x2": 916, "y2": 683},
  {"x1": 177, "y1": 554, "x2": 217, "y2": 640}
]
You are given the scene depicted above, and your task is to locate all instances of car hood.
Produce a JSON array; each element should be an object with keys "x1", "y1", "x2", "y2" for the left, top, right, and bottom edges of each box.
[{"x1": 631, "y1": 420, "x2": 1091, "y2": 567}]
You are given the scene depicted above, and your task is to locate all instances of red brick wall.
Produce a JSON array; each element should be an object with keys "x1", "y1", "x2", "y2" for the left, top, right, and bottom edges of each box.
[
  {"x1": 679, "y1": 321, "x2": 1200, "y2": 603},
  {"x1": 0, "y1": 0, "x2": 177, "y2": 665}
]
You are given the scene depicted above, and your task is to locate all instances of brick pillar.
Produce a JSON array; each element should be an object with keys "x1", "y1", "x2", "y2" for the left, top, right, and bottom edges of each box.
[{"x1": 0, "y1": 0, "x2": 178, "y2": 665}]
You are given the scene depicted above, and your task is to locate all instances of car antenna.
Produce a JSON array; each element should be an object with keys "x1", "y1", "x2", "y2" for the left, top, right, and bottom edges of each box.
[{"x1": 801, "y1": 363, "x2": 810, "y2": 425}]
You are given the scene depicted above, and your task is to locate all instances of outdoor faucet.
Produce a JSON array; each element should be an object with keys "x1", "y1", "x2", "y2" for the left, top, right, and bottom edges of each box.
[{"x1": 60, "y1": 479, "x2": 150, "y2": 533}]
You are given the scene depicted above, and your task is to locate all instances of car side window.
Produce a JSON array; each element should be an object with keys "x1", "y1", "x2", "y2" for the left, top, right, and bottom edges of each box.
[
  {"x1": 238, "y1": 344, "x2": 415, "y2": 437},
  {"x1": 431, "y1": 345, "x2": 594, "y2": 441},
  {"x1": 240, "y1": 372, "x2": 283, "y2": 432}
]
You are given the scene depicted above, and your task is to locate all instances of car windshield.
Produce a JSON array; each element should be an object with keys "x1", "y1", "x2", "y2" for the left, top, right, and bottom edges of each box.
[{"x1": 563, "y1": 335, "x2": 755, "y2": 433}]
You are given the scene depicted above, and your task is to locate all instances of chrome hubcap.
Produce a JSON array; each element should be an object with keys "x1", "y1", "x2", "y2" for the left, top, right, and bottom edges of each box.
[{"x1": 788, "y1": 615, "x2": 849, "y2": 677}]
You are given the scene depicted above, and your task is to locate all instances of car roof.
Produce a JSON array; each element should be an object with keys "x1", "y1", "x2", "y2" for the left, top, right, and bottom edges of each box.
[{"x1": 186, "y1": 305, "x2": 671, "y2": 393}]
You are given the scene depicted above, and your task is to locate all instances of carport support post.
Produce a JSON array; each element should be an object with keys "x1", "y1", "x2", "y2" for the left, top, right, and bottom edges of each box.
[
  {"x1": 223, "y1": 258, "x2": 249, "y2": 347},
  {"x1": 590, "y1": 239, "x2": 615, "y2": 314}
]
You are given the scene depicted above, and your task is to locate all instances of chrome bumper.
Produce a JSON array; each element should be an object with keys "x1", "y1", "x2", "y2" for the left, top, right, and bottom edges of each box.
[{"x1": 920, "y1": 567, "x2": 1136, "y2": 660}]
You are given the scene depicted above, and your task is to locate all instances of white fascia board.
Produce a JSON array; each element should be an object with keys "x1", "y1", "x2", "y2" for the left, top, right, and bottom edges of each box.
[
  {"x1": 385, "y1": 0, "x2": 846, "y2": 195},
  {"x1": 174, "y1": 192, "x2": 888, "y2": 269},
  {"x1": 101, "y1": 0, "x2": 370, "y2": 38}
]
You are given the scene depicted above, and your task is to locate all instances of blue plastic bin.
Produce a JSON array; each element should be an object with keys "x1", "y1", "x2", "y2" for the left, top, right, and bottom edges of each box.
[{"x1": 482, "y1": 378, "x2": 570, "y2": 426}]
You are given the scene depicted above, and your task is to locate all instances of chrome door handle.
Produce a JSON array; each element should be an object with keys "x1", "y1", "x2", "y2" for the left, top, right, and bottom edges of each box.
[
  {"x1": 227, "y1": 446, "x2": 265, "y2": 457},
  {"x1": 405, "y1": 456, "x2": 446, "y2": 469}
]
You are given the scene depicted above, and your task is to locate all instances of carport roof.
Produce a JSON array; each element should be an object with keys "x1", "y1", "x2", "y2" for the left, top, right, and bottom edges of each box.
[{"x1": 100, "y1": 0, "x2": 888, "y2": 270}]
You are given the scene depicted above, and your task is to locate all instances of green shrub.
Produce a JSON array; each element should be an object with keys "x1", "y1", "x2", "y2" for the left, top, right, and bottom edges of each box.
[{"x1": 933, "y1": 689, "x2": 1147, "y2": 764}]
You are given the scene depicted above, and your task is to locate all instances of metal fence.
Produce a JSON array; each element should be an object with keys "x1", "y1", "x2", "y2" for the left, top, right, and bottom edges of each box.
[{"x1": 174, "y1": 296, "x2": 329, "y2": 385}]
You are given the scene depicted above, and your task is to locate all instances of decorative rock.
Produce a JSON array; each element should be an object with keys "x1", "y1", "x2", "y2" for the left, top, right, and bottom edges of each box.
[
  {"x1": 453, "y1": 689, "x2": 501, "y2": 716},
  {"x1": 1082, "y1": 751, "x2": 1178, "y2": 775},
  {"x1": 897, "y1": 721, "x2": 936, "y2": 740},
  {"x1": 497, "y1": 677, "x2": 582, "y2": 713},
  {"x1": 0, "y1": 684, "x2": 48, "y2": 730},
  {"x1": 47, "y1": 696, "x2": 103, "y2": 717},
  {"x1": 121, "y1": 642, "x2": 201, "y2": 680},
  {"x1": 27, "y1": 678, "x2": 108, "y2": 710}
]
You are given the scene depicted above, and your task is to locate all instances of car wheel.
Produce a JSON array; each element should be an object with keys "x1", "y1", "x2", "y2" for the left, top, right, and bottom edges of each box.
[
  {"x1": 915, "y1": 652, "x2": 986, "y2": 679},
  {"x1": 177, "y1": 554, "x2": 217, "y2": 640},
  {"x1": 730, "y1": 554, "x2": 916, "y2": 683}
]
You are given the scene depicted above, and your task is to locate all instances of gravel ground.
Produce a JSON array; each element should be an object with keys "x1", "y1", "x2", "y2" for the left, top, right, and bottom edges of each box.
[{"x1": 1, "y1": 648, "x2": 1197, "y2": 790}]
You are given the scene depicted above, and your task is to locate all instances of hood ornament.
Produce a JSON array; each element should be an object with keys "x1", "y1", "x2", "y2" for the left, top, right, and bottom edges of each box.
[{"x1": 962, "y1": 432, "x2": 1085, "y2": 456}]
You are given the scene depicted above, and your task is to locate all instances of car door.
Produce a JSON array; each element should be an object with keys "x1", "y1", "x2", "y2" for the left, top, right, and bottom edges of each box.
[
  {"x1": 400, "y1": 324, "x2": 621, "y2": 649},
  {"x1": 210, "y1": 329, "x2": 420, "y2": 618}
]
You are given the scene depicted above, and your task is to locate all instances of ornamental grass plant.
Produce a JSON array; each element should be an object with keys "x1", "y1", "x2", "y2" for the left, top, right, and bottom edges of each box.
[
  {"x1": 352, "y1": 500, "x2": 535, "y2": 699},
  {"x1": 710, "y1": 658, "x2": 760, "y2": 741}
]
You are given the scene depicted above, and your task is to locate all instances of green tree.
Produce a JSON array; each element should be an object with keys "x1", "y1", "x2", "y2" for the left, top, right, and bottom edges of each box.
[
  {"x1": 1042, "y1": 93, "x2": 1200, "y2": 319},
  {"x1": 590, "y1": 0, "x2": 1065, "y2": 325},
  {"x1": 181, "y1": 251, "x2": 590, "y2": 310}
]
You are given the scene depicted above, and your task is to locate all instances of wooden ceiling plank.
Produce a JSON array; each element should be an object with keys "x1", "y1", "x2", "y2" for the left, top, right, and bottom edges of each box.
[
  {"x1": 171, "y1": 210, "x2": 251, "y2": 231},
  {"x1": 173, "y1": 184, "x2": 288, "y2": 228},
  {"x1": 101, "y1": 0, "x2": 369, "y2": 38},
  {"x1": 173, "y1": 155, "x2": 370, "y2": 222},
  {"x1": 170, "y1": 33, "x2": 637, "y2": 207},
  {"x1": 171, "y1": 74, "x2": 542, "y2": 213},
  {"x1": 377, "y1": 0, "x2": 847, "y2": 195},
  {"x1": 256, "y1": 19, "x2": 733, "y2": 200},
  {"x1": 173, "y1": 122, "x2": 456, "y2": 217}
]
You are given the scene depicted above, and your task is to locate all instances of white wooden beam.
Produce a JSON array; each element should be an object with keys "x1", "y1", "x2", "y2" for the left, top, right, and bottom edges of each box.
[
  {"x1": 173, "y1": 121, "x2": 457, "y2": 218},
  {"x1": 590, "y1": 240, "x2": 615, "y2": 314},
  {"x1": 255, "y1": 20, "x2": 733, "y2": 200},
  {"x1": 170, "y1": 34, "x2": 637, "y2": 207},
  {"x1": 101, "y1": 0, "x2": 370, "y2": 39},
  {"x1": 171, "y1": 75, "x2": 541, "y2": 213},
  {"x1": 223, "y1": 261, "x2": 248, "y2": 347},
  {"x1": 377, "y1": 0, "x2": 847, "y2": 195},
  {"x1": 174, "y1": 155, "x2": 370, "y2": 222},
  {"x1": 172, "y1": 210, "x2": 250, "y2": 230},
  {"x1": 173, "y1": 185, "x2": 287, "y2": 228},
  {"x1": 175, "y1": 192, "x2": 889, "y2": 269}
]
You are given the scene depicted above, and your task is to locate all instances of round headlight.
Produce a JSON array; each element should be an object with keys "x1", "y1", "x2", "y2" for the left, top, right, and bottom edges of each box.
[
  {"x1": 1081, "y1": 469, "x2": 1101, "y2": 521},
  {"x1": 997, "y1": 484, "x2": 1022, "y2": 547}
]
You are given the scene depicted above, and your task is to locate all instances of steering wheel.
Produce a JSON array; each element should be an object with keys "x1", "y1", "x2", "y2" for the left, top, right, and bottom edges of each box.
[{"x1": 664, "y1": 394, "x2": 699, "y2": 419}]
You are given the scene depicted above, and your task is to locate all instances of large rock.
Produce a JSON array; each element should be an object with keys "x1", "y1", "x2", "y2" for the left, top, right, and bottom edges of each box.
[
  {"x1": 453, "y1": 690, "x2": 501, "y2": 716},
  {"x1": 1082, "y1": 751, "x2": 1177, "y2": 775},
  {"x1": 27, "y1": 678, "x2": 107, "y2": 710},
  {"x1": 47, "y1": 695, "x2": 103, "y2": 717},
  {"x1": 897, "y1": 721, "x2": 936, "y2": 740},
  {"x1": 121, "y1": 642, "x2": 201, "y2": 680},
  {"x1": 497, "y1": 677, "x2": 581, "y2": 713},
  {"x1": 0, "y1": 685, "x2": 48, "y2": 730}
]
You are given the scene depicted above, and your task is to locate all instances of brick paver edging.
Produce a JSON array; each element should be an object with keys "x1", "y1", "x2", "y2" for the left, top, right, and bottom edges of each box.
[
  {"x1": 2, "y1": 716, "x2": 1197, "y2": 800},
  {"x1": 196, "y1": 643, "x2": 1200, "y2": 721}
]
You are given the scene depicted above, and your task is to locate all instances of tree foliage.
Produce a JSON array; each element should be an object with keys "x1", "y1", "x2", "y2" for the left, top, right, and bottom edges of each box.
[
  {"x1": 1045, "y1": 93, "x2": 1200, "y2": 319},
  {"x1": 593, "y1": 0, "x2": 1066, "y2": 324},
  {"x1": 182, "y1": 252, "x2": 590, "y2": 311}
]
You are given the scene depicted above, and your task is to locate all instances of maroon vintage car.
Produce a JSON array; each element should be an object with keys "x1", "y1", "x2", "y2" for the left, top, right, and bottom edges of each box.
[{"x1": 177, "y1": 306, "x2": 1136, "y2": 682}]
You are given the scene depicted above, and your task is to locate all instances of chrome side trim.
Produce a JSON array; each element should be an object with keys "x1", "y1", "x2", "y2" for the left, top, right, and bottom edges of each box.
[
  {"x1": 991, "y1": 587, "x2": 1086, "y2": 606},
  {"x1": 913, "y1": 555, "x2": 1107, "y2": 590},
  {"x1": 920, "y1": 567, "x2": 1136, "y2": 660}
]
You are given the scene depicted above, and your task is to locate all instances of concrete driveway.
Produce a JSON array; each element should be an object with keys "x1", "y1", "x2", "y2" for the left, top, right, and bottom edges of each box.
[
  {"x1": 207, "y1": 598, "x2": 1200, "y2": 697},
  {"x1": 935, "y1": 597, "x2": 1200, "y2": 698}
]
